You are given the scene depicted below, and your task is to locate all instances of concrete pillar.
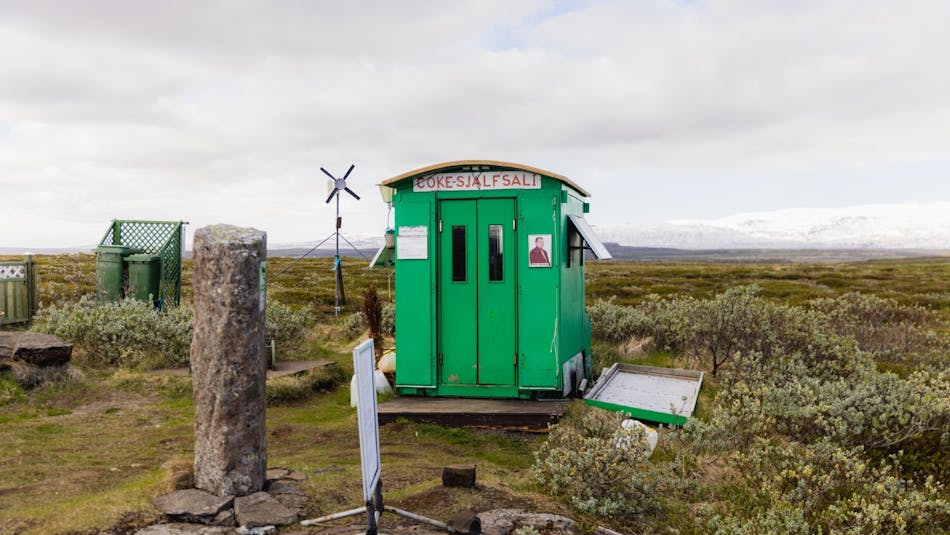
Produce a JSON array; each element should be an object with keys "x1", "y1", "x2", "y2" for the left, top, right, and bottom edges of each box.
[{"x1": 191, "y1": 224, "x2": 267, "y2": 497}]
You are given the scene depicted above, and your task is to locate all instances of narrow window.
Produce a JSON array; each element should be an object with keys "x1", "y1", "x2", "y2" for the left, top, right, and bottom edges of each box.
[
  {"x1": 452, "y1": 226, "x2": 466, "y2": 281},
  {"x1": 488, "y1": 224, "x2": 503, "y2": 281}
]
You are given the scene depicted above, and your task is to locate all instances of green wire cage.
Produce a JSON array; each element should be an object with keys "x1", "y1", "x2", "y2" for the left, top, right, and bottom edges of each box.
[{"x1": 97, "y1": 220, "x2": 187, "y2": 307}]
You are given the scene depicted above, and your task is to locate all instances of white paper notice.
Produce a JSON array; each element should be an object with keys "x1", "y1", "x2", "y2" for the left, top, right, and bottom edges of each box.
[{"x1": 398, "y1": 226, "x2": 428, "y2": 260}]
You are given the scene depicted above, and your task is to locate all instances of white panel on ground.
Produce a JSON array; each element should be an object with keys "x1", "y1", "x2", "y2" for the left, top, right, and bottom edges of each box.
[
  {"x1": 353, "y1": 339, "x2": 381, "y2": 502},
  {"x1": 588, "y1": 364, "x2": 703, "y2": 419}
]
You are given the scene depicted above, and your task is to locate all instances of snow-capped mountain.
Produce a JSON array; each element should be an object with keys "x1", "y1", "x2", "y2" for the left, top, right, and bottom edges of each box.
[{"x1": 597, "y1": 202, "x2": 950, "y2": 249}]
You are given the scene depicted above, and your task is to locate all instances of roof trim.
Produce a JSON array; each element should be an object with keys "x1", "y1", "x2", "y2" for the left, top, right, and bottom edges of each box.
[{"x1": 381, "y1": 160, "x2": 590, "y2": 197}]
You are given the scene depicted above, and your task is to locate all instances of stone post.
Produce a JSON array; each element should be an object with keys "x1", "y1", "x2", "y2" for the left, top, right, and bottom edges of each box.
[{"x1": 191, "y1": 224, "x2": 267, "y2": 497}]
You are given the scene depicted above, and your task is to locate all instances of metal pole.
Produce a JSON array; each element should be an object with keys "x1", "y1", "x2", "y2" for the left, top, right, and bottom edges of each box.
[
  {"x1": 300, "y1": 506, "x2": 368, "y2": 526},
  {"x1": 384, "y1": 506, "x2": 453, "y2": 532},
  {"x1": 333, "y1": 191, "x2": 340, "y2": 316}
]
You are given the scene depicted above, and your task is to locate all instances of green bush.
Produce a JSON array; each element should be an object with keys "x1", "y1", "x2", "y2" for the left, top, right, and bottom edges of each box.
[
  {"x1": 34, "y1": 296, "x2": 193, "y2": 369},
  {"x1": 809, "y1": 292, "x2": 947, "y2": 363},
  {"x1": 381, "y1": 303, "x2": 395, "y2": 337},
  {"x1": 533, "y1": 406, "x2": 659, "y2": 518},
  {"x1": 587, "y1": 297, "x2": 650, "y2": 343},
  {"x1": 34, "y1": 297, "x2": 313, "y2": 369},
  {"x1": 342, "y1": 311, "x2": 366, "y2": 339},
  {"x1": 264, "y1": 300, "x2": 314, "y2": 355},
  {"x1": 725, "y1": 438, "x2": 949, "y2": 534}
]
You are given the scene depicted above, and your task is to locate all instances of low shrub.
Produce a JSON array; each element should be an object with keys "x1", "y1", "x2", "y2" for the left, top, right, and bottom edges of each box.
[
  {"x1": 381, "y1": 303, "x2": 395, "y2": 337},
  {"x1": 264, "y1": 300, "x2": 315, "y2": 355},
  {"x1": 34, "y1": 297, "x2": 313, "y2": 369},
  {"x1": 809, "y1": 292, "x2": 948, "y2": 363},
  {"x1": 34, "y1": 296, "x2": 193, "y2": 369},
  {"x1": 587, "y1": 297, "x2": 650, "y2": 343},
  {"x1": 533, "y1": 405, "x2": 659, "y2": 518},
  {"x1": 342, "y1": 311, "x2": 366, "y2": 339},
  {"x1": 724, "y1": 438, "x2": 949, "y2": 534}
]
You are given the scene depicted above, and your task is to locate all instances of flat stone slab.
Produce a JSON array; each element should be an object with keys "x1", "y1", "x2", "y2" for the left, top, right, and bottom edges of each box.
[
  {"x1": 2, "y1": 332, "x2": 72, "y2": 366},
  {"x1": 479, "y1": 509, "x2": 578, "y2": 535},
  {"x1": 378, "y1": 398, "x2": 569, "y2": 429},
  {"x1": 135, "y1": 524, "x2": 235, "y2": 535},
  {"x1": 234, "y1": 491, "x2": 296, "y2": 528},
  {"x1": 265, "y1": 480, "x2": 308, "y2": 517},
  {"x1": 154, "y1": 489, "x2": 235, "y2": 522},
  {"x1": 153, "y1": 360, "x2": 332, "y2": 380}
]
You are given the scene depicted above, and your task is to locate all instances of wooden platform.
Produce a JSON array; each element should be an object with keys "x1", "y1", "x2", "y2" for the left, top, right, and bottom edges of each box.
[
  {"x1": 152, "y1": 360, "x2": 333, "y2": 380},
  {"x1": 377, "y1": 397, "x2": 571, "y2": 429}
]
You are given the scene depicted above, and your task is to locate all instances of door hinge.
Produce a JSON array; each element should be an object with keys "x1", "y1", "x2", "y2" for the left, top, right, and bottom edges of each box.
[
  {"x1": 514, "y1": 353, "x2": 519, "y2": 367},
  {"x1": 438, "y1": 353, "x2": 444, "y2": 366},
  {"x1": 513, "y1": 218, "x2": 518, "y2": 231},
  {"x1": 438, "y1": 219, "x2": 442, "y2": 233}
]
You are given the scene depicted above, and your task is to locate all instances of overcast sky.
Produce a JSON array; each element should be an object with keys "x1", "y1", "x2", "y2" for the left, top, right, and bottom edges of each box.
[{"x1": 2, "y1": 0, "x2": 949, "y2": 249}]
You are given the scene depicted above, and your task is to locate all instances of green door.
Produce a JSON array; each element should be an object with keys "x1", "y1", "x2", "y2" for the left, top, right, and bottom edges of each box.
[{"x1": 438, "y1": 198, "x2": 517, "y2": 387}]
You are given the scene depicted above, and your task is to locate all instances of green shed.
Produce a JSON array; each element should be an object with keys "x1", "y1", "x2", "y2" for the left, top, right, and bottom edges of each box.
[{"x1": 380, "y1": 160, "x2": 611, "y2": 399}]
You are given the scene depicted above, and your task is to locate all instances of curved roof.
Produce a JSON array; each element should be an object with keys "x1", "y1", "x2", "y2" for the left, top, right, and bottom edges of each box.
[{"x1": 381, "y1": 160, "x2": 590, "y2": 197}]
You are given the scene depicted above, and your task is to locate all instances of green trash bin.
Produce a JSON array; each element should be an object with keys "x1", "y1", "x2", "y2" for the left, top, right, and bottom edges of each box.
[
  {"x1": 126, "y1": 254, "x2": 161, "y2": 306},
  {"x1": 95, "y1": 245, "x2": 138, "y2": 301}
]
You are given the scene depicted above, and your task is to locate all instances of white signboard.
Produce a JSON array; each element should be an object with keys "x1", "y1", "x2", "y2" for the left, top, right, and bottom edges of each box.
[
  {"x1": 353, "y1": 339, "x2": 381, "y2": 502},
  {"x1": 413, "y1": 171, "x2": 541, "y2": 192},
  {"x1": 397, "y1": 226, "x2": 428, "y2": 260}
]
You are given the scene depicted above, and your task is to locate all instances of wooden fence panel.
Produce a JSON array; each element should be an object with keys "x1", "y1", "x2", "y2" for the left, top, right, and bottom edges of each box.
[{"x1": 0, "y1": 257, "x2": 36, "y2": 326}]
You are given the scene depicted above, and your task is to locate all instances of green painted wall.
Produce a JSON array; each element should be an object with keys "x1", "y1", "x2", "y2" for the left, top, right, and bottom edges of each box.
[{"x1": 390, "y1": 166, "x2": 594, "y2": 398}]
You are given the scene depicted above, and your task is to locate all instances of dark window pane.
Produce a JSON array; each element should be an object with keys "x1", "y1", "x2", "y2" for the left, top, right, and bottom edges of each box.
[
  {"x1": 452, "y1": 226, "x2": 466, "y2": 282},
  {"x1": 488, "y1": 224, "x2": 503, "y2": 281}
]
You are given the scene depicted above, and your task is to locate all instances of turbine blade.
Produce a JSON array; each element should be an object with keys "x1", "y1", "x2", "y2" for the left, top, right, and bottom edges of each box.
[
  {"x1": 343, "y1": 164, "x2": 355, "y2": 180},
  {"x1": 320, "y1": 167, "x2": 336, "y2": 180},
  {"x1": 325, "y1": 190, "x2": 337, "y2": 204},
  {"x1": 344, "y1": 187, "x2": 361, "y2": 200}
]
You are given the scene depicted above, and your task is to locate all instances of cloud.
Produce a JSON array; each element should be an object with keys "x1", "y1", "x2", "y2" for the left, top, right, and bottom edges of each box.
[{"x1": 1, "y1": 1, "x2": 949, "y2": 247}]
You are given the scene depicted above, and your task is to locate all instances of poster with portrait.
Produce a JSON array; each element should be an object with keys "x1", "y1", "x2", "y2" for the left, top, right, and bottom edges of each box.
[{"x1": 528, "y1": 234, "x2": 552, "y2": 267}]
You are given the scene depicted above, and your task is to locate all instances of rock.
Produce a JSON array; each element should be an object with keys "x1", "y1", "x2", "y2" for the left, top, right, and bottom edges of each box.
[
  {"x1": 0, "y1": 332, "x2": 19, "y2": 358},
  {"x1": 447, "y1": 511, "x2": 481, "y2": 535},
  {"x1": 265, "y1": 480, "x2": 308, "y2": 517},
  {"x1": 212, "y1": 509, "x2": 237, "y2": 527},
  {"x1": 10, "y1": 332, "x2": 72, "y2": 366},
  {"x1": 191, "y1": 225, "x2": 268, "y2": 497},
  {"x1": 479, "y1": 509, "x2": 577, "y2": 535},
  {"x1": 236, "y1": 526, "x2": 276, "y2": 535},
  {"x1": 135, "y1": 523, "x2": 235, "y2": 534},
  {"x1": 282, "y1": 469, "x2": 306, "y2": 482},
  {"x1": 442, "y1": 464, "x2": 476, "y2": 488},
  {"x1": 234, "y1": 491, "x2": 296, "y2": 528},
  {"x1": 264, "y1": 468, "x2": 289, "y2": 481},
  {"x1": 619, "y1": 336, "x2": 655, "y2": 358},
  {"x1": 153, "y1": 489, "x2": 234, "y2": 524}
]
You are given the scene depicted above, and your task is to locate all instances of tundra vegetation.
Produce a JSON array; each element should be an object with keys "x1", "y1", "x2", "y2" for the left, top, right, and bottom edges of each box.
[{"x1": 0, "y1": 254, "x2": 947, "y2": 534}]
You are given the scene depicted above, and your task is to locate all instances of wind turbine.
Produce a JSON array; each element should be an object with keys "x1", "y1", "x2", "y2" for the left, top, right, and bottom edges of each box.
[{"x1": 322, "y1": 164, "x2": 361, "y2": 315}]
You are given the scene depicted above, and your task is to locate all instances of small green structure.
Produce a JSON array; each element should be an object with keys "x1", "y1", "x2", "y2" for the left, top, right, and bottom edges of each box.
[
  {"x1": 0, "y1": 256, "x2": 37, "y2": 326},
  {"x1": 379, "y1": 160, "x2": 611, "y2": 399},
  {"x1": 95, "y1": 220, "x2": 187, "y2": 307}
]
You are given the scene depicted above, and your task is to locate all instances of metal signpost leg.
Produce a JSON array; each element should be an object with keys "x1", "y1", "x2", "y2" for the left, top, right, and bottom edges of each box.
[
  {"x1": 301, "y1": 339, "x2": 452, "y2": 534},
  {"x1": 365, "y1": 479, "x2": 383, "y2": 535}
]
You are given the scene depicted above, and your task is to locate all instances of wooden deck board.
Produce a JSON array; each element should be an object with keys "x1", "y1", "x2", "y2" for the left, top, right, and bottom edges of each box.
[{"x1": 377, "y1": 397, "x2": 571, "y2": 429}]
